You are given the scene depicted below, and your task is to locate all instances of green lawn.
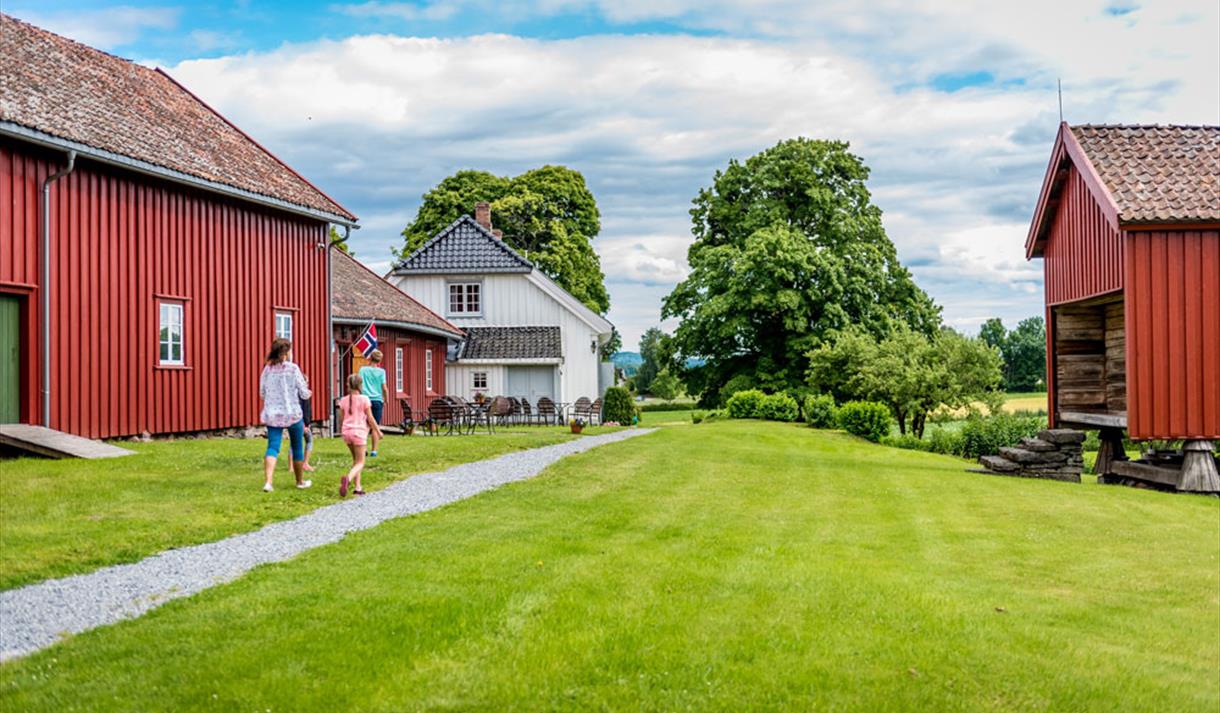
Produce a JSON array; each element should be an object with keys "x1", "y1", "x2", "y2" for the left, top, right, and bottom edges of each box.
[
  {"x1": 0, "y1": 430, "x2": 583, "y2": 590},
  {"x1": 638, "y1": 408, "x2": 695, "y2": 426},
  {"x1": 3, "y1": 420, "x2": 1217, "y2": 711}
]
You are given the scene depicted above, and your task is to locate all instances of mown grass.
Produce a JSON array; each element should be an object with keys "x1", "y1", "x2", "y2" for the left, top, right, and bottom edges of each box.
[
  {"x1": 2, "y1": 421, "x2": 1216, "y2": 711},
  {"x1": 0, "y1": 430, "x2": 583, "y2": 590}
]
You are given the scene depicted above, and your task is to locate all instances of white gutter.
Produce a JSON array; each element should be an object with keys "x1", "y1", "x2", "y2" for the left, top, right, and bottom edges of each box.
[
  {"x1": 40, "y1": 149, "x2": 76, "y2": 426},
  {"x1": 332, "y1": 317, "x2": 463, "y2": 342},
  {"x1": 2, "y1": 122, "x2": 358, "y2": 228},
  {"x1": 453, "y1": 358, "x2": 563, "y2": 366}
]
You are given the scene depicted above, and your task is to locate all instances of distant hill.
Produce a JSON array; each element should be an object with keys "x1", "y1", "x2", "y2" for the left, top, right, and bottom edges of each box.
[{"x1": 612, "y1": 351, "x2": 643, "y2": 375}]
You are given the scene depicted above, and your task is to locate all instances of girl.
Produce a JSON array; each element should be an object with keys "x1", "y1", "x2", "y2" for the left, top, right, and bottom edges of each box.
[
  {"x1": 338, "y1": 372, "x2": 383, "y2": 497},
  {"x1": 358, "y1": 349, "x2": 388, "y2": 457},
  {"x1": 259, "y1": 338, "x2": 312, "y2": 492}
]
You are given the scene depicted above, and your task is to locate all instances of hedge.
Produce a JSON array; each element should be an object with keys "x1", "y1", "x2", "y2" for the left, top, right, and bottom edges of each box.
[
  {"x1": 726, "y1": 389, "x2": 766, "y2": 419},
  {"x1": 639, "y1": 400, "x2": 698, "y2": 412},
  {"x1": 803, "y1": 394, "x2": 837, "y2": 428},
  {"x1": 758, "y1": 393, "x2": 799, "y2": 422},
  {"x1": 836, "y1": 401, "x2": 892, "y2": 442}
]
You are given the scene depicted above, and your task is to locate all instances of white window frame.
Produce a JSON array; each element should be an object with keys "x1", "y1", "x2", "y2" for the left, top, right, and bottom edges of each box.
[
  {"x1": 446, "y1": 281, "x2": 482, "y2": 317},
  {"x1": 472, "y1": 371, "x2": 488, "y2": 391},
  {"x1": 425, "y1": 349, "x2": 434, "y2": 391},
  {"x1": 158, "y1": 301, "x2": 185, "y2": 366},
  {"x1": 274, "y1": 311, "x2": 293, "y2": 341},
  {"x1": 395, "y1": 347, "x2": 404, "y2": 393}
]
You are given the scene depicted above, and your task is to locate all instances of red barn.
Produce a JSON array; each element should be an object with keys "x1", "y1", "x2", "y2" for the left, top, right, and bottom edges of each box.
[
  {"x1": 1026, "y1": 123, "x2": 1219, "y2": 492},
  {"x1": 330, "y1": 250, "x2": 463, "y2": 428},
  {"x1": 0, "y1": 15, "x2": 358, "y2": 439}
]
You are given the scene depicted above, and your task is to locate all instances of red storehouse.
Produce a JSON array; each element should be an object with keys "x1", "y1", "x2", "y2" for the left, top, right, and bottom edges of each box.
[
  {"x1": 0, "y1": 15, "x2": 358, "y2": 438},
  {"x1": 330, "y1": 250, "x2": 463, "y2": 427},
  {"x1": 1026, "y1": 123, "x2": 1219, "y2": 491}
]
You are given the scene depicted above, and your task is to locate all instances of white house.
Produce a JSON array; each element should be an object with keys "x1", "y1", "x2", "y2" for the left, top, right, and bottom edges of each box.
[{"x1": 388, "y1": 203, "x2": 615, "y2": 405}]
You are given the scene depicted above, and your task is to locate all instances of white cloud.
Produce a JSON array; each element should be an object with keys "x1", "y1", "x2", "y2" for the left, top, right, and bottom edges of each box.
[
  {"x1": 11, "y1": 5, "x2": 179, "y2": 50},
  {"x1": 163, "y1": 2, "x2": 1217, "y2": 348}
]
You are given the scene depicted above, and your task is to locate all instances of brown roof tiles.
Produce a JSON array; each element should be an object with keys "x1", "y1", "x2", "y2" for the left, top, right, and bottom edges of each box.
[
  {"x1": 0, "y1": 13, "x2": 355, "y2": 221},
  {"x1": 1070, "y1": 125, "x2": 1220, "y2": 224},
  {"x1": 331, "y1": 250, "x2": 463, "y2": 338}
]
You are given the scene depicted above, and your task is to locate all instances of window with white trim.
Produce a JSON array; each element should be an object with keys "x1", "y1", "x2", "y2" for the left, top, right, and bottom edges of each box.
[
  {"x1": 425, "y1": 349, "x2": 434, "y2": 391},
  {"x1": 447, "y1": 282, "x2": 482, "y2": 316},
  {"x1": 472, "y1": 371, "x2": 488, "y2": 390},
  {"x1": 274, "y1": 311, "x2": 293, "y2": 341},
  {"x1": 395, "y1": 347, "x2": 404, "y2": 393},
  {"x1": 158, "y1": 301, "x2": 185, "y2": 365}
]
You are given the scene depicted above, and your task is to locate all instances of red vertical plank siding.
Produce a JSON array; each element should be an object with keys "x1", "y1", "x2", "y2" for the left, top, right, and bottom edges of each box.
[
  {"x1": 0, "y1": 141, "x2": 333, "y2": 438},
  {"x1": 1124, "y1": 230, "x2": 1220, "y2": 440},
  {"x1": 1041, "y1": 165, "x2": 1124, "y2": 306}
]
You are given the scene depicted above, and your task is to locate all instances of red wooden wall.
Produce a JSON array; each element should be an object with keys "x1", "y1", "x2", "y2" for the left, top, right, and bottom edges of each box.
[
  {"x1": 1041, "y1": 164, "x2": 1124, "y2": 305},
  {"x1": 334, "y1": 323, "x2": 446, "y2": 426},
  {"x1": 1, "y1": 140, "x2": 330, "y2": 438},
  {"x1": 1124, "y1": 230, "x2": 1220, "y2": 440}
]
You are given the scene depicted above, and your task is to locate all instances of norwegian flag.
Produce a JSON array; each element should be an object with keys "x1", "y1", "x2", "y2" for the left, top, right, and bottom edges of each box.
[{"x1": 354, "y1": 323, "x2": 378, "y2": 358}]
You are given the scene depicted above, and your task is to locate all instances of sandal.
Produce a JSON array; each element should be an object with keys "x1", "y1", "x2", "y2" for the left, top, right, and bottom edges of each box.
[
  {"x1": 353, "y1": 489, "x2": 366, "y2": 496},
  {"x1": 339, "y1": 475, "x2": 349, "y2": 498}
]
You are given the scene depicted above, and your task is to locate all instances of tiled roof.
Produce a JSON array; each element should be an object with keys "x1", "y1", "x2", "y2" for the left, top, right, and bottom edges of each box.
[
  {"x1": 458, "y1": 326, "x2": 561, "y2": 360},
  {"x1": 331, "y1": 250, "x2": 463, "y2": 338},
  {"x1": 393, "y1": 215, "x2": 533, "y2": 274},
  {"x1": 0, "y1": 14, "x2": 356, "y2": 221},
  {"x1": 1071, "y1": 125, "x2": 1220, "y2": 224}
]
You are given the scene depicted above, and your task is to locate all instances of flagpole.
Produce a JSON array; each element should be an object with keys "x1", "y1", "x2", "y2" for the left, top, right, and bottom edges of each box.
[{"x1": 339, "y1": 318, "x2": 377, "y2": 360}]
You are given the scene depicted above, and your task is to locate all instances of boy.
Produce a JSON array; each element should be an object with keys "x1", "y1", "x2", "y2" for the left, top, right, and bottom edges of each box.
[{"x1": 358, "y1": 349, "x2": 388, "y2": 457}]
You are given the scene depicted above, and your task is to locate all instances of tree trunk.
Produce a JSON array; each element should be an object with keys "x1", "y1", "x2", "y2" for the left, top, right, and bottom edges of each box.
[
  {"x1": 895, "y1": 407, "x2": 907, "y2": 435},
  {"x1": 913, "y1": 411, "x2": 927, "y2": 439}
]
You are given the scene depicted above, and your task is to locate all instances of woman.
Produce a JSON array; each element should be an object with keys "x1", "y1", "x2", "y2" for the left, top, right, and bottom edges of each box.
[{"x1": 260, "y1": 338, "x2": 312, "y2": 492}]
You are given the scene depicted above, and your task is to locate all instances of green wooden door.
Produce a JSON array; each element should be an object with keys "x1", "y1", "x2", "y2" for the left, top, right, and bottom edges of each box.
[{"x1": 0, "y1": 295, "x2": 20, "y2": 423}]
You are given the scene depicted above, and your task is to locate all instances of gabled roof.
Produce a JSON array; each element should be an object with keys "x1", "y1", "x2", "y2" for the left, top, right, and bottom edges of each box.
[
  {"x1": 0, "y1": 14, "x2": 356, "y2": 223},
  {"x1": 331, "y1": 250, "x2": 463, "y2": 339},
  {"x1": 1027, "y1": 123, "x2": 1220, "y2": 257},
  {"x1": 391, "y1": 215, "x2": 533, "y2": 274},
  {"x1": 457, "y1": 326, "x2": 562, "y2": 361}
]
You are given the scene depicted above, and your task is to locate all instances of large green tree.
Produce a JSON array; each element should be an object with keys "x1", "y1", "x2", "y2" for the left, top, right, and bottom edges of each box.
[
  {"x1": 398, "y1": 166, "x2": 609, "y2": 313},
  {"x1": 635, "y1": 327, "x2": 680, "y2": 395},
  {"x1": 662, "y1": 138, "x2": 941, "y2": 403},
  {"x1": 978, "y1": 316, "x2": 1046, "y2": 392}
]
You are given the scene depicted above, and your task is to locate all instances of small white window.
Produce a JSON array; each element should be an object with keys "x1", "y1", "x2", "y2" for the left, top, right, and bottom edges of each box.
[
  {"x1": 472, "y1": 371, "x2": 488, "y2": 390},
  {"x1": 395, "y1": 347, "x2": 404, "y2": 393},
  {"x1": 274, "y1": 311, "x2": 293, "y2": 341},
  {"x1": 447, "y1": 282, "x2": 481, "y2": 315},
  {"x1": 158, "y1": 301, "x2": 184, "y2": 365},
  {"x1": 425, "y1": 349, "x2": 434, "y2": 391}
]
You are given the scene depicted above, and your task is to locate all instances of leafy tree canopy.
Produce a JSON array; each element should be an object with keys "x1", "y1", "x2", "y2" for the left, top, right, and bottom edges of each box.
[
  {"x1": 662, "y1": 138, "x2": 941, "y2": 402},
  {"x1": 398, "y1": 166, "x2": 609, "y2": 313},
  {"x1": 635, "y1": 327, "x2": 681, "y2": 394},
  {"x1": 650, "y1": 368, "x2": 684, "y2": 402},
  {"x1": 978, "y1": 316, "x2": 1046, "y2": 392}
]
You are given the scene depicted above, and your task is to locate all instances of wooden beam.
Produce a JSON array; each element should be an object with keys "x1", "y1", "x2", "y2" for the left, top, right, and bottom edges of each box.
[
  {"x1": 1110, "y1": 460, "x2": 1180, "y2": 487},
  {"x1": 1058, "y1": 410, "x2": 1128, "y2": 428}
]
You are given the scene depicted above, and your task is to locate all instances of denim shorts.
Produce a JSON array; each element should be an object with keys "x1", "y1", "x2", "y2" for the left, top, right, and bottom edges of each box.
[{"x1": 370, "y1": 400, "x2": 384, "y2": 424}]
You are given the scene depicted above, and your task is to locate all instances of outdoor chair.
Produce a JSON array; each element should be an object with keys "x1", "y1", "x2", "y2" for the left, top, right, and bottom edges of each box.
[
  {"x1": 536, "y1": 397, "x2": 558, "y2": 426},
  {"x1": 427, "y1": 397, "x2": 458, "y2": 435},
  {"x1": 463, "y1": 396, "x2": 495, "y2": 434},
  {"x1": 589, "y1": 397, "x2": 603, "y2": 425},
  {"x1": 488, "y1": 396, "x2": 514, "y2": 428},
  {"x1": 572, "y1": 397, "x2": 593, "y2": 424},
  {"x1": 508, "y1": 397, "x2": 524, "y2": 426},
  {"x1": 398, "y1": 396, "x2": 422, "y2": 434},
  {"x1": 519, "y1": 397, "x2": 535, "y2": 425}
]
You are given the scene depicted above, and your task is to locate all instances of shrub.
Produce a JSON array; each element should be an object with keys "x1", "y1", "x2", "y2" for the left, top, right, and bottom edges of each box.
[
  {"x1": 601, "y1": 386, "x2": 637, "y2": 425},
  {"x1": 758, "y1": 393, "x2": 799, "y2": 422},
  {"x1": 639, "y1": 400, "x2": 698, "y2": 412},
  {"x1": 837, "y1": 401, "x2": 892, "y2": 442},
  {"x1": 726, "y1": 389, "x2": 766, "y2": 419},
  {"x1": 719, "y1": 374, "x2": 757, "y2": 406},
  {"x1": 803, "y1": 394, "x2": 838, "y2": 428},
  {"x1": 927, "y1": 428, "x2": 964, "y2": 456},
  {"x1": 882, "y1": 434, "x2": 932, "y2": 452},
  {"x1": 957, "y1": 412, "x2": 1045, "y2": 459}
]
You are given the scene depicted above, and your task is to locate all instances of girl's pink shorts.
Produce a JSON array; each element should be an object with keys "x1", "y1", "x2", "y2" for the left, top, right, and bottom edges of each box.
[{"x1": 342, "y1": 430, "x2": 367, "y2": 447}]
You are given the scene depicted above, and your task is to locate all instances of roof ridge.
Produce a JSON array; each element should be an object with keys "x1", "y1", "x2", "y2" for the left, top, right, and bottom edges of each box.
[
  {"x1": 1071, "y1": 123, "x2": 1220, "y2": 130},
  {"x1": 156, "y1": 69, "x2": 355, "y2": 220},
  {"x1": 393, "y1": 214, "x2": 533, "y2": 273},
  {"x1": 1, "y1": 13, "x2": 140, "y2": 68}
]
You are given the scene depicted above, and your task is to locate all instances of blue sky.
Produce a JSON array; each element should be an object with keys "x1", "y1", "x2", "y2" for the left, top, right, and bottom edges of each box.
[{"x1": 11, "y1": 1, "x2": 1219, "y2": 349}]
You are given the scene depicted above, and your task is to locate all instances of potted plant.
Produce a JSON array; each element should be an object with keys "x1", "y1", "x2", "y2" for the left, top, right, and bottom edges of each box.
[{"x1": 569, "y1": 418, "x2": 586, "y2": 434}]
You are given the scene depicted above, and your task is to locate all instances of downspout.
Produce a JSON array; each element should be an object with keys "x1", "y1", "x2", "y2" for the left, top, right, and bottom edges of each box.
[
  {"x1": 40, "y1": 151, "x2": 76, "y2": 427},
  {"x1": 325, "y1": 224, "x2": 351, "y2": 436}
]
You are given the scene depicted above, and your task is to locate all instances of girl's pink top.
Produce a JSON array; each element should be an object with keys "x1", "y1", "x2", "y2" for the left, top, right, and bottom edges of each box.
[{"x1": 339, "y1": 394, "x2": 372, "y2": 439}]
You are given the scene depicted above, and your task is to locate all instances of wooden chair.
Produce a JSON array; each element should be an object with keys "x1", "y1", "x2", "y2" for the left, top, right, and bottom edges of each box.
[
  {"x1": 519, "y1": 397, "x2": 535, "y2": 425},
  {"x1": 572, "y1": 397, "x2": 593, "y2": 424},
  {"x1": 488, "y1": 396, "x2": 514, "y2": 428},
  {"x1": 589, "y1": 397, "x2": 603, "y2": 425},
  {"x1": 536, "y1": 397, "x2": 558, "y2": 426},
  {"x1": 427, "y1": 397, "x2": 457, "y2": 435},
  {"x1": 507, "y1": 397, "x2": 523, "y2": 426},
  {"x1": 398, "y1": 396, "x2": 420, "y2": 433}
]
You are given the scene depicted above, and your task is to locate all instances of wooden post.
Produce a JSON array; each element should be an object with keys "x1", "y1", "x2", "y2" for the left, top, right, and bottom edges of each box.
[
  {"x1": 1178, "y1": 440, "x2": 1220, "y2": 493},
  {"x1": 1093, "y1": 427, "x2": 1127, "y2": 480}
]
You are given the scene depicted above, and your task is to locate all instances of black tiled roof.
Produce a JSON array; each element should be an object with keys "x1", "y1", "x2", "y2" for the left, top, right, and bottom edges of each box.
[
  {"x1": 458, "y1": 326, "x2": 561, "y2": 360},
  {"x1": 393, "y1": 215, "x2": 533, "y2": 274}
]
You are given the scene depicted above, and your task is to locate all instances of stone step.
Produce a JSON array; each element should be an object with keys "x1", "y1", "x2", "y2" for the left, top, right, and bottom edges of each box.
[
  {"x1": 1039, "y1": 428, "x2": 1086, "y2": 445},
  {"x1": 979, "y1": 455, "x2": 1020, "y2": 473},
  {"x1": 998, "y1": 446, "x2": 1068, "y2": 464},
  {"x1": 1019, "y1": 437, "x2": 1058, "y2": 452}
]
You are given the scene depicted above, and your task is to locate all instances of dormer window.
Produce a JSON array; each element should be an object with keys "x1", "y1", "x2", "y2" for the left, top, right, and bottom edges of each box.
[{"x1": 447, "y1": 281, "x2": 482, "y2": 316}]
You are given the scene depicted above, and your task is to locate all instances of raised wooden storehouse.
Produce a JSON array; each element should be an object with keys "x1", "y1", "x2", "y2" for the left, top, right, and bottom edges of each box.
[{"x1": 1026, "y1": 123, "x2": 1219, "y2": 492}]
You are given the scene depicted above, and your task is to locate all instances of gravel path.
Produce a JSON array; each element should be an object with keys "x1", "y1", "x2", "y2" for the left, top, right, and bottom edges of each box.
[{"x1": 0, "y1": 428, "x2": 654, "y2": 661}]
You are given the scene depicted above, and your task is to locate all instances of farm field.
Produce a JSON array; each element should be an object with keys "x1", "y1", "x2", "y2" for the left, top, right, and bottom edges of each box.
[
  {"x1": 0, "y1": 430, "x2": 586, "y2": 590},
  {"x1": 2, "y1": 420, "x2": 1216, "y2": 711}
]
